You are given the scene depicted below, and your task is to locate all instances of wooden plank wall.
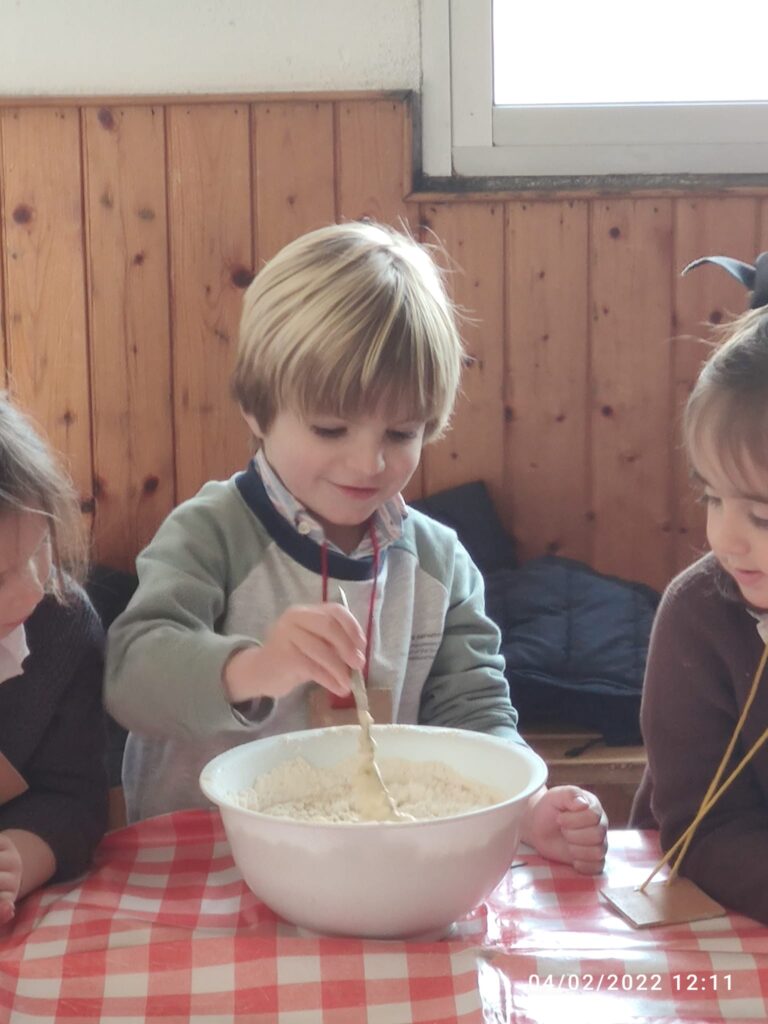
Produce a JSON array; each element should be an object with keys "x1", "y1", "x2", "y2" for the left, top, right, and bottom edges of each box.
[{"x1": 0, "y1": 93, "x2": 767, "y2": 592}]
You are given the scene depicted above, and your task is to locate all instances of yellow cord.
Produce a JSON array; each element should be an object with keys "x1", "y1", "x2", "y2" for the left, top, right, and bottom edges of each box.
[
  {"x1": 638, "y1": 642, "x2": 768, "y2": 892},
  {"x1": 666, "y1": 641, "x2": 768, "y2": 882}
]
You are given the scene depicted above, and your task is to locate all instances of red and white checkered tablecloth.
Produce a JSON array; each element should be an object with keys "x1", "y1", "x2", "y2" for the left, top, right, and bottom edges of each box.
[{"x1": 1, "y1": 811, "x2": 767, "y2": 1023}]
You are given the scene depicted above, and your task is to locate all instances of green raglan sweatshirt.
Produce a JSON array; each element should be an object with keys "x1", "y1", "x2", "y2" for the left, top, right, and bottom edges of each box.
[{"x1": 105, "y1": 463, "x2": 520, "y2": 822}]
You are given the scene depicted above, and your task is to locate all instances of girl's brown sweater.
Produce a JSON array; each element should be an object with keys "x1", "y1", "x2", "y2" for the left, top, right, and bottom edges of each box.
[{"x1": 631, "y1": 553, "x2": 768, "y2": 923}]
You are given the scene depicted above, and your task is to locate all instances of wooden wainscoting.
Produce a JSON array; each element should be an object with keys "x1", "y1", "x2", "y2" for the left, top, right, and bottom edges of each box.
[{"x1": 1, "y1": 93, "x2": 768, "y2": 591}]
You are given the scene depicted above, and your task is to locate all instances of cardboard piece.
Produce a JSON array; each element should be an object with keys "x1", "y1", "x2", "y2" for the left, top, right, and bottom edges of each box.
[{"x1": 601, "y1": 878, "x2": 727, "y2": 928}]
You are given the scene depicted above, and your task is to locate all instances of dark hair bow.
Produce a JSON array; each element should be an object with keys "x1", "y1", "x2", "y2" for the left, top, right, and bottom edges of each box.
[{"x1": 682, "y1": 252, "x2": 768, "y2": 310}]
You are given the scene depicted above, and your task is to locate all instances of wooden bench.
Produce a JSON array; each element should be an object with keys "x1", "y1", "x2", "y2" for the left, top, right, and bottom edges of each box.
[{"x1": 521, "y1": 723, "x2": 646, "y2": 827}]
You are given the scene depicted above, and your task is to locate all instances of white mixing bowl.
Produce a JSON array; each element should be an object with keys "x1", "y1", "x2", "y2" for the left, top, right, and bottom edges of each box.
[{"x1": 200, "y1": 724, "x2": 547, "y2": 940}]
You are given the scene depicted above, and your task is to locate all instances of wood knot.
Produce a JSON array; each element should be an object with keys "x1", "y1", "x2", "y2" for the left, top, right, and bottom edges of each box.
[
  {"x1": 97, "y1": 107, "x2": 116, "y2": 131},
  {"x1": 12, "y1": 204, "x2": 32, "y2": 225},
  {"x1": 230, "y1": 266, "x2": 255, "y2": 289}
]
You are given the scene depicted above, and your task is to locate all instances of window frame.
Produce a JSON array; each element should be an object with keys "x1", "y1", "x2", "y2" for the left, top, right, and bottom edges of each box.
[{"x1": 420, "y1": 0, "x2": 768, "y2": 180}]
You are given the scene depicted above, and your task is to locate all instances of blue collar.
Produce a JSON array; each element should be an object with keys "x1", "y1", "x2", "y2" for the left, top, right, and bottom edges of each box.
[{"x1": 234, "y1": 462, "x2": 380, "y2": 581}]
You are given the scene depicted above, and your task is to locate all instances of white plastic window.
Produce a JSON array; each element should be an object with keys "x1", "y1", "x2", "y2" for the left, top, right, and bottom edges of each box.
[{"x1": 421, "y1": 0, "x2": 768, "y2": 178}]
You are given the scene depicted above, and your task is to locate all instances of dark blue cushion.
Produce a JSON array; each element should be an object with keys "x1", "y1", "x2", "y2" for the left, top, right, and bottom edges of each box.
[
  {"x1": 86, "y1": 565, "x2": 138, "y2": 786},
  {"x1": 485, "y1": 556, "x2": 659, "y2": 745},
  {"x1": 411, "y1": 480, "x2": 517, "y2": 574}
]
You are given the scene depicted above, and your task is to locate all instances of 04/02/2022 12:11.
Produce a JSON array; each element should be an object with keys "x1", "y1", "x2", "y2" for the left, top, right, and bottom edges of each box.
[{"x1": 526, "y1": 973, "x2": 733, "y2": 993}]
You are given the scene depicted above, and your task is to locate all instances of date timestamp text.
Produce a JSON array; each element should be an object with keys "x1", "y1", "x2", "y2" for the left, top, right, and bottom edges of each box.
[{"x1": 527, "y1": 973, "x2": 733, "y2": 993}]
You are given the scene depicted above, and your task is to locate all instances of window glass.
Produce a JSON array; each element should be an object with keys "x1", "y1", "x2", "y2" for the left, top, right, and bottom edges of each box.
[{"x1": 493, "y1": 0, "x2": 768, "y2": 106}]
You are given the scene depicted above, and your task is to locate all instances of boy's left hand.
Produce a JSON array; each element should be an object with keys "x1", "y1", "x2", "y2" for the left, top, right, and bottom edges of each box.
[{"x1": 525, "y1": 786, "x2": 608, "y2": 875}]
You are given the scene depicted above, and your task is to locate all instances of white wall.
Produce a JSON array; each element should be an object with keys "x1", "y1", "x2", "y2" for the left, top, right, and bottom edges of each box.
[{"x1": 0, "y1": 0, "x2": 421, "y2": 95}]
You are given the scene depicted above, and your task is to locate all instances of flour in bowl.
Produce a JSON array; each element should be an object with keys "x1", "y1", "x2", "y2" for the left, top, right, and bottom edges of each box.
[{"x1": 233, "y1": 756, "x2": 503, "y2": 822}]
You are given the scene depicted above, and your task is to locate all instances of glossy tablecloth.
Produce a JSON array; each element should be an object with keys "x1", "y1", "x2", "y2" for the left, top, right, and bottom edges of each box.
[{"x1": 1, "y1": 810, "x2": 766, "y2": 1023}]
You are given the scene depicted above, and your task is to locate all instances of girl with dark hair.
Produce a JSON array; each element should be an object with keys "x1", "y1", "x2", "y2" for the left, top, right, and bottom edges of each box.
[
  {"x1": 632, "y1": 255, "x2": 768, "y2": 923},
  {"x1": 0, "y1": 395, "x2": 107, "y2": 924}
]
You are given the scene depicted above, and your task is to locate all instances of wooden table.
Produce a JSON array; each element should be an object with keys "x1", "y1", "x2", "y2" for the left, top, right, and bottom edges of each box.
[{"x1": 2, "y1": 809, "x2": 767, "y2": 1023}]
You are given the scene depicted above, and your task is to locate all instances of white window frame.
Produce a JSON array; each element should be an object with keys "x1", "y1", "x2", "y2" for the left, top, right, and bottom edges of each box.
[{"x1": 420, "y1": 0, "x2": 768, "y2": 179}]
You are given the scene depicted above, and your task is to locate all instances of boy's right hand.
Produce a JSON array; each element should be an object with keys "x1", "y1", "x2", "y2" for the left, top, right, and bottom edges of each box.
[
  {"x1": 223, "y1": 603, "x2": 366, "y2": 704},
  {"x1": 0, "y1": 833, "x2": 22, "y2": 924}
]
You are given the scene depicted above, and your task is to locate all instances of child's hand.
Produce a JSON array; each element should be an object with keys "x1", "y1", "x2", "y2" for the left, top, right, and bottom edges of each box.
[
  {"x1": 224, "y1": 603, "x2": 366, "y2": 703},
  {"x1": 0, "y1": 833, "x2": 22, "y2": 923},
  {"x1": 523, "y1": 786, "x2": 608, "y2": 875}
]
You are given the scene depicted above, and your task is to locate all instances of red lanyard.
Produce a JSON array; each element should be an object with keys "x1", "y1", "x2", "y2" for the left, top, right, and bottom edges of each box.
[{"x1": 322, "y1": 523, "x2": 380, "y2": 707}]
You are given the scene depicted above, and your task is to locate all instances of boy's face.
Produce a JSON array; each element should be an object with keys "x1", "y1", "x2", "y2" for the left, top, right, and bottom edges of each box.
[
  {"x1": 244, "y1": 405, "x2": 426, "y2": 552},
  {"x1": 695, "y1": 446, "x2": 768, "y2": 609}
]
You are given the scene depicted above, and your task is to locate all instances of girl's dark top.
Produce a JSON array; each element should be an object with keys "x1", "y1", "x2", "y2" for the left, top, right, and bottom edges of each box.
[
  {"x1": 0, "y1": 582, "x2": 108, "y2": 882},
  {"x1": 630, "y1": 553, "x2": 768, "y2": 924}
]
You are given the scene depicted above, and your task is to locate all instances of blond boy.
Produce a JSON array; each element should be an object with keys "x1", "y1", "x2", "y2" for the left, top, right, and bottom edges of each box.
[{"x1": 106, "y1": 222, "x2": 606, "y2": 872}]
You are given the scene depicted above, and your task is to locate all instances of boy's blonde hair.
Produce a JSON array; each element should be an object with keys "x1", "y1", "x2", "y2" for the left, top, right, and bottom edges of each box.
[
  {"x1": 0, "y1": 395, "x2": 87, "y2": 598},
  {"x1": 684, "y1": 307, "x2": 768, "y2": 491},
  {"x1": 232, "y1": 221, "x2": 463, "y2": 441}
]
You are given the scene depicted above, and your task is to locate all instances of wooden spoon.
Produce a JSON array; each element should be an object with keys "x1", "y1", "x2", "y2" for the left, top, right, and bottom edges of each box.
[{"x1": 337, "y1": 586, "x2": 411, "y2": 822}]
